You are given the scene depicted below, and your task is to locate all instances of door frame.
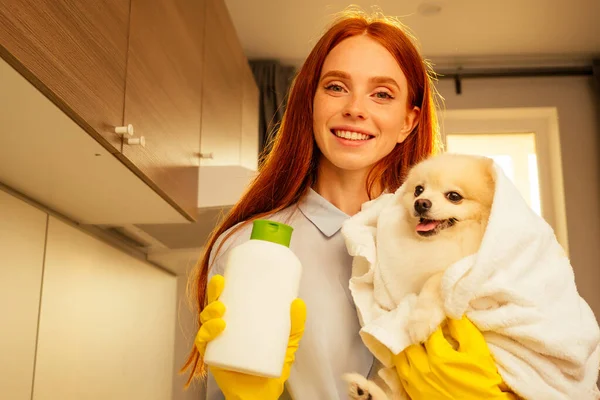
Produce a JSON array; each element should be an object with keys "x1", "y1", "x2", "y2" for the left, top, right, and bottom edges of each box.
[{"x1": 440, "y1": 107, "x2": 569, "y2": 254}]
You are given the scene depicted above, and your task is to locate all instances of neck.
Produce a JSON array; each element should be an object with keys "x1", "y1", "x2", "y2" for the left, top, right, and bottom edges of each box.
[{"x1": 312, "y1": 159, "x2": 381, "y2": 216}]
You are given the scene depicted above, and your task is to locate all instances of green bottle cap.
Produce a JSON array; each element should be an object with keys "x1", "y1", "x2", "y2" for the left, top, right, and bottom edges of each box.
[{"x1": 250, "y1": 219, "x2": 293, "y2": 247}]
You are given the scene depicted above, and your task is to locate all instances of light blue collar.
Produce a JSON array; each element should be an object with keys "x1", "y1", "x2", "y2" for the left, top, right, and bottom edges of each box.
[{"x1": 297, "y1": 188, "x2": 350, "y2": 237}]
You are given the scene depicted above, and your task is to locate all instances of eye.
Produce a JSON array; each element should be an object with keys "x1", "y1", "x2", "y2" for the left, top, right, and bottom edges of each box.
[
  {"x1": 414, "y1": 185, "x2": 424, "y2": 197},
  {"x1": 374, "y1": 91, "x2": 394, "y2": 100},
  {"x1": 325, "y1": 83, "x2": 345, "y2": 93},
  {"x1": 446, "y1": 192, "x2": 463, "y2": 202}
]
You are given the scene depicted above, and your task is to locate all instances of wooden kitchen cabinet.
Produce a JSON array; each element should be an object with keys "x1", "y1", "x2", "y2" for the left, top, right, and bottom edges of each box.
[
  {"x1": 0, "y1": 0, "x2": 259, "y2": 223},
  {"x1": 200, "y1": 0, "x2": 245, "y2": 167},
  {"x1": 0, "y1": 0, "x2": 130, "y2": 153},
  {"x1": 122, "y1": 0, "x2": 204, "y2": 221},
  {"x1": 241, "y1": 60, "x2": 260, "y2": 170}
]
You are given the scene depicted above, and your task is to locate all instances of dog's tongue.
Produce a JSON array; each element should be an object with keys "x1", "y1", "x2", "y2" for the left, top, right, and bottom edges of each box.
[{"x1": 416, "y1": 220, "x2": 440, "y2": 232}]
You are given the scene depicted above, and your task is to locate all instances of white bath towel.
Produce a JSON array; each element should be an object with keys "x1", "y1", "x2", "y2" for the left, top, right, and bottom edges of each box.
[{"x1": 342, "y1": 163, "x2": 600, "y2": 399}]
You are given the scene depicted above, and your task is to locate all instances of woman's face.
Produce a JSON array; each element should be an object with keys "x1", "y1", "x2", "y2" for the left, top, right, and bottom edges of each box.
[{"x1": 313, "y1": 35, "x2": 419, "y2": 174}]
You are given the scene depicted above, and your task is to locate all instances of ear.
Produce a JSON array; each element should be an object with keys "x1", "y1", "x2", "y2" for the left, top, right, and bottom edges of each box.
[
  {"x1": 482, "y1": 156, "x2": 495, "y2": 178},
  {"x1": 482, "y1": 156, "x2": 496, "y2": 195},
  {"x1": 397, "y1": 106, "x2": 420, "y2": 143}
]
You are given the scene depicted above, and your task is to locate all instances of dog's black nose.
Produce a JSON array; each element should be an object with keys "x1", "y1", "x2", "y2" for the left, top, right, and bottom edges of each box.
[{"x1": 414, "y1": 199, "x2": 432, "y2": 214}]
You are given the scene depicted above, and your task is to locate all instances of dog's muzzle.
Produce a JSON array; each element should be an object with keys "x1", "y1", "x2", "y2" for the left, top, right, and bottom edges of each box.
[{"x1": 414, "y1": 198, "x2": 432, "y2": 215}]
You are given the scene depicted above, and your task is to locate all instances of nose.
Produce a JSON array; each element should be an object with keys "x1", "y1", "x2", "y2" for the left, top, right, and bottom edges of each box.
[
  {"x1": 414, "y1": 199, "x2": 432, "y2": 214},
  {"x1": 343, "y1": 94, "x2": 367, "y2": 120}
]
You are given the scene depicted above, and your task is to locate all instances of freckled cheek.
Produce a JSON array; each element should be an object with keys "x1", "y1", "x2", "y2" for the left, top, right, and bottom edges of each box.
[
  {"x1": 314, "y1": 99, "x2": 339, "y2": 126},
  {"x1": 377, "y1": 112, "x2": 407, "y2": 138},
  {"x1": 312, "y1": 99, "x2": 326, "y2": 128},
  {"x1": 374, "y1": 115, "x2": 401, "y2": 139}
]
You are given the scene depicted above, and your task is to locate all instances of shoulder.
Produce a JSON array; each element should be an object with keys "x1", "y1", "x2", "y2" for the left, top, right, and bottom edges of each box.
[
  {"x1": 208, "y1": 205, "x2": 302, "y2": 276},
  {"x1": 209, "y1": 221, "x2": 251, "y2": 275}
]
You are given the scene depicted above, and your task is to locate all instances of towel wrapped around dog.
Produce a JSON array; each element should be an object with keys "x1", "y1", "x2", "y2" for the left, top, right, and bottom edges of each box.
[{"x1": 342, "y1": 163, "x2": 600, "y2": 399}]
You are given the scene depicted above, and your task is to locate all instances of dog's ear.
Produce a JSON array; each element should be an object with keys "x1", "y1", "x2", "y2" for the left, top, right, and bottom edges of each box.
[
  {"x1": 482, "y1": 156, "x2": 495, "y2": 183},
  {"x1": 480, "y1": 156, "x2": 497, "y2": 203}
]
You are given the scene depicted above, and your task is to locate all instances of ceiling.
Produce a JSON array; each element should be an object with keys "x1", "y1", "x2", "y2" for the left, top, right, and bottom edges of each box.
[{"x1": 224, "y1": 0, "x2": 600, "y2": 69}]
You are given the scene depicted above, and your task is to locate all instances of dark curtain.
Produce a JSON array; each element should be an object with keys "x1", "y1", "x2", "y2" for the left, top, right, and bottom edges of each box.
[
  {"x1": 249, "y1": 60, "x2": 296, "y2": 157},
  {"x1": 593, "y1": 59, "x2": 599, "y2": 91}
]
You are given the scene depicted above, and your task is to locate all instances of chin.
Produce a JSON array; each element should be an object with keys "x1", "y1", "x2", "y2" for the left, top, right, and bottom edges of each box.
[{"x1": 321, "y1": 153, "x2": 375, "y2": 173}]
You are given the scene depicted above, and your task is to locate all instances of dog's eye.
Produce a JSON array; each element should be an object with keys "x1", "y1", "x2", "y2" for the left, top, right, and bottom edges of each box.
[
  {"x1": 414, "y1": 185, "x2": 424, "y2": 197},
  {"x1": 446, "y1": 192, "x2": 463, "y2": 202}
]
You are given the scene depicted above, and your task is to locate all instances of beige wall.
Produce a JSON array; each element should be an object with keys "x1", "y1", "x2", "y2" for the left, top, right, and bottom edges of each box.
[
  {"x1": 436, "y1": 76, "x2": 600, "y2": 321},
  {"x1": 172, "y1": 274, "x2": 205, "y2": 400},
  {"x1": 0, "y1": 188, "x2": 179, "y2": 400},
  {"x1": 0, "y1": 189, "x2": 46, "y2": 400},
  {"x1": 34, "y1": 216, "x2": 177, "y2": 400}
]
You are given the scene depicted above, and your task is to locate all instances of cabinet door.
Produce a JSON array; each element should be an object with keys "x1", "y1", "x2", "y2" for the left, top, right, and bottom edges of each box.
[
  {"x1": 200, "y1": 0, "x2": 244, "y2": 167},
  {"x1": 0, "y1": 190, "x2": 47, "y2": 400},
  {"x1": 240, "y1": 61, "x2": 260, "y2": 171},
  {"x1": 0, "y1": 0, "x2": 129, "y2": 152},
  {"x1": 32, "y1": 217, "x2": 177, "y2": 400},
  {"x1": 122, "y1": 0, "x2": 204, "y2": 221}
]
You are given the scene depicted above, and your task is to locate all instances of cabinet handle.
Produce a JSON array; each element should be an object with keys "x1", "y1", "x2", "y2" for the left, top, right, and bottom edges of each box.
[
  {"x1": 115, "y1": 124, "x2": 134, "y2": 136},
  {"x1": 125, "y1": 136, "x2": 146, "y2": 148},
  {"x1": 199, "y1": 152, "x2": 214, "y2": 159}
]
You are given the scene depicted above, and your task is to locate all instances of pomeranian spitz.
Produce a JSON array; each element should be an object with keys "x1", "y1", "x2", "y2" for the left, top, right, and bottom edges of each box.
[{"x1": 346, "y1": 153, "x2": 496, "y2": 400}]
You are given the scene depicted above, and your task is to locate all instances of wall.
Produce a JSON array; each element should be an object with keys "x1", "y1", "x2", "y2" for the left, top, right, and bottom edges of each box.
[
  {"x1": 436, "y1": 75, "x2": 600, "y2": 321},
  {"x1": 172, "y1": 274, "x2": 205, "y2": 400},
  {"x1": 0, "y1": 188, "x2": 46, "y2": 399},
  {"x1": 0, "y1": 187, "x2": 178, "y2": 400}
]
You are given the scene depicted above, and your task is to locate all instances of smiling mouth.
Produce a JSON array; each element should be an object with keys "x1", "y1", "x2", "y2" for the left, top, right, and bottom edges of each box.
[
  {"x1": 331, "y1": 129, "x2": 374, "y2": 141},
  {"x1": 416, "y1": 217, "x2": 457, "y2": 237}
]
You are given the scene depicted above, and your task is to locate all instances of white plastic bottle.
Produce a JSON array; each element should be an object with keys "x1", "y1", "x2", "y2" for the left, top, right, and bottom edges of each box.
[{"x1": 203, "y1": 219, "x2": 302, "y2": 378}]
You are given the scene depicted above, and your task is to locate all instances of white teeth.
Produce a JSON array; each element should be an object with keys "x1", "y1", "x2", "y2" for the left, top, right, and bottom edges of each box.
[{"x1": 334, "y1": 130, "x2": 371, "y2": 141}]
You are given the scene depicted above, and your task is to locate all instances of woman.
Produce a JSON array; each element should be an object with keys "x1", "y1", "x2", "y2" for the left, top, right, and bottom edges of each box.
[{"x1": 183, "y1": 9, "x2": 516, "y2": 400}]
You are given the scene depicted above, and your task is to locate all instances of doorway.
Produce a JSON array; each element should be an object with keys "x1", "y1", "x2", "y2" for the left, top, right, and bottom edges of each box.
[{"x1": 440, "y1": 107, "x2": 569, "y2": 253}]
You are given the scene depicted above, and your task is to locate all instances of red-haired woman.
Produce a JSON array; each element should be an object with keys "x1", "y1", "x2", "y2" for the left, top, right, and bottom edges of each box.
[{"x1": 182, "y1": 9, "x2": 516, "y2": 400}]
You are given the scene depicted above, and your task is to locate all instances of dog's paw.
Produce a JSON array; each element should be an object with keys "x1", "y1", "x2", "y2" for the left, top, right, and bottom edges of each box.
[
  {"x1": 407, "y1": 307, "x2": 445, "y2": 344},
  {"x1": 343, "y1": 373, "x2": 372, "y2": 399},
  {"x1": 342, "y1": 373, "x2": 389, "y2": 400},
  {"x1": 408, "y1": 317, "x2": 437, "y2": 344}
]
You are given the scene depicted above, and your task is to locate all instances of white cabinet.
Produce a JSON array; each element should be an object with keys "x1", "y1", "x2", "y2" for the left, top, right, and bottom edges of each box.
[
  {"x1": 0, "y1": 190, "x2": 47, "y2": 400},
  {"x1": 0, "y1": 188, "x2": 178, "y2": 400},
  {"x1": 32, "y1": 216, "x2": 177, "y2": 400}
]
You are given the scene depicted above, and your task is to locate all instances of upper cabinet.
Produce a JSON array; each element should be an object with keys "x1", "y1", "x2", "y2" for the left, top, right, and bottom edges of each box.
[
  {"x1": 241, "y1": 60, "x2": 260, "y2": 171},
  {"x1": 122, "y1": 0, "x2": 205, "y2": 220},
  {"x1": 0, "y1": 0, "x2": 130, "y2": 152},
  {"x1": 200, "y1": 0, "x2": 244, "y2": 167},
  {"x1": 0, "y1": 0, "x2": 259, "y2": 224}
]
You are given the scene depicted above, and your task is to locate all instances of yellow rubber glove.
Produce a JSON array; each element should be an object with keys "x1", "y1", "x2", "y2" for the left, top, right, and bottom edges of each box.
[
  {"x1": 195, "y1": 274, "x2": 307, "y2": 400},
  {"x1": 394, "y1": 316, "x2": 519, "y2": 400}
]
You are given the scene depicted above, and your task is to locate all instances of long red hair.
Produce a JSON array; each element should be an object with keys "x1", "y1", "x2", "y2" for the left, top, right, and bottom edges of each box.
[{"x1": 181, "y1": 8, "x2": 442, "y2": 385}]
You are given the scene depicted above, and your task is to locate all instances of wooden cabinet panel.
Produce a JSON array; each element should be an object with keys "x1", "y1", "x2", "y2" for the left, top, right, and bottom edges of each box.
[
  {"x1": 122, "y1": 0, "x2": 204, "y2": 220},
  {"x1": 200, "y1": 0, "x2": 244, "y2": 167},
  {"x1": 240, "y1": 61, "x2": 260, "y2": 170},
  {"x1": 0, "y1": 0, "x2": 129, "y2": 152},
  {"x1": 33, "y1": 217, "x2": 177, "y2": 400},
  {"x1": 0, "y1": 0, "x2": 257, "y2": 219},
  {"x1": 0, "y1": 190, "x2": 47, "y2": 400}
]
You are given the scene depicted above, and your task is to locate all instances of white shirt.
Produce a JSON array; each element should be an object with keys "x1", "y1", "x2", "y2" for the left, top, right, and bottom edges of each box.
[{"x1": 205, "y1": 188, "x2": 374, "y2": 399}]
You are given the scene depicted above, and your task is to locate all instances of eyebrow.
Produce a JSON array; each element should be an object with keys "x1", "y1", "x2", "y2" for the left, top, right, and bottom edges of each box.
[
  {"x1": 320, "y1": 70, "x2": 350, "y2": 81},
  {"x1": 320, "y1": 70, "x2": 400, "y2": 89},
  {"x1": 369, "y1": 76, "x2": 400, "y2": 89}
]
